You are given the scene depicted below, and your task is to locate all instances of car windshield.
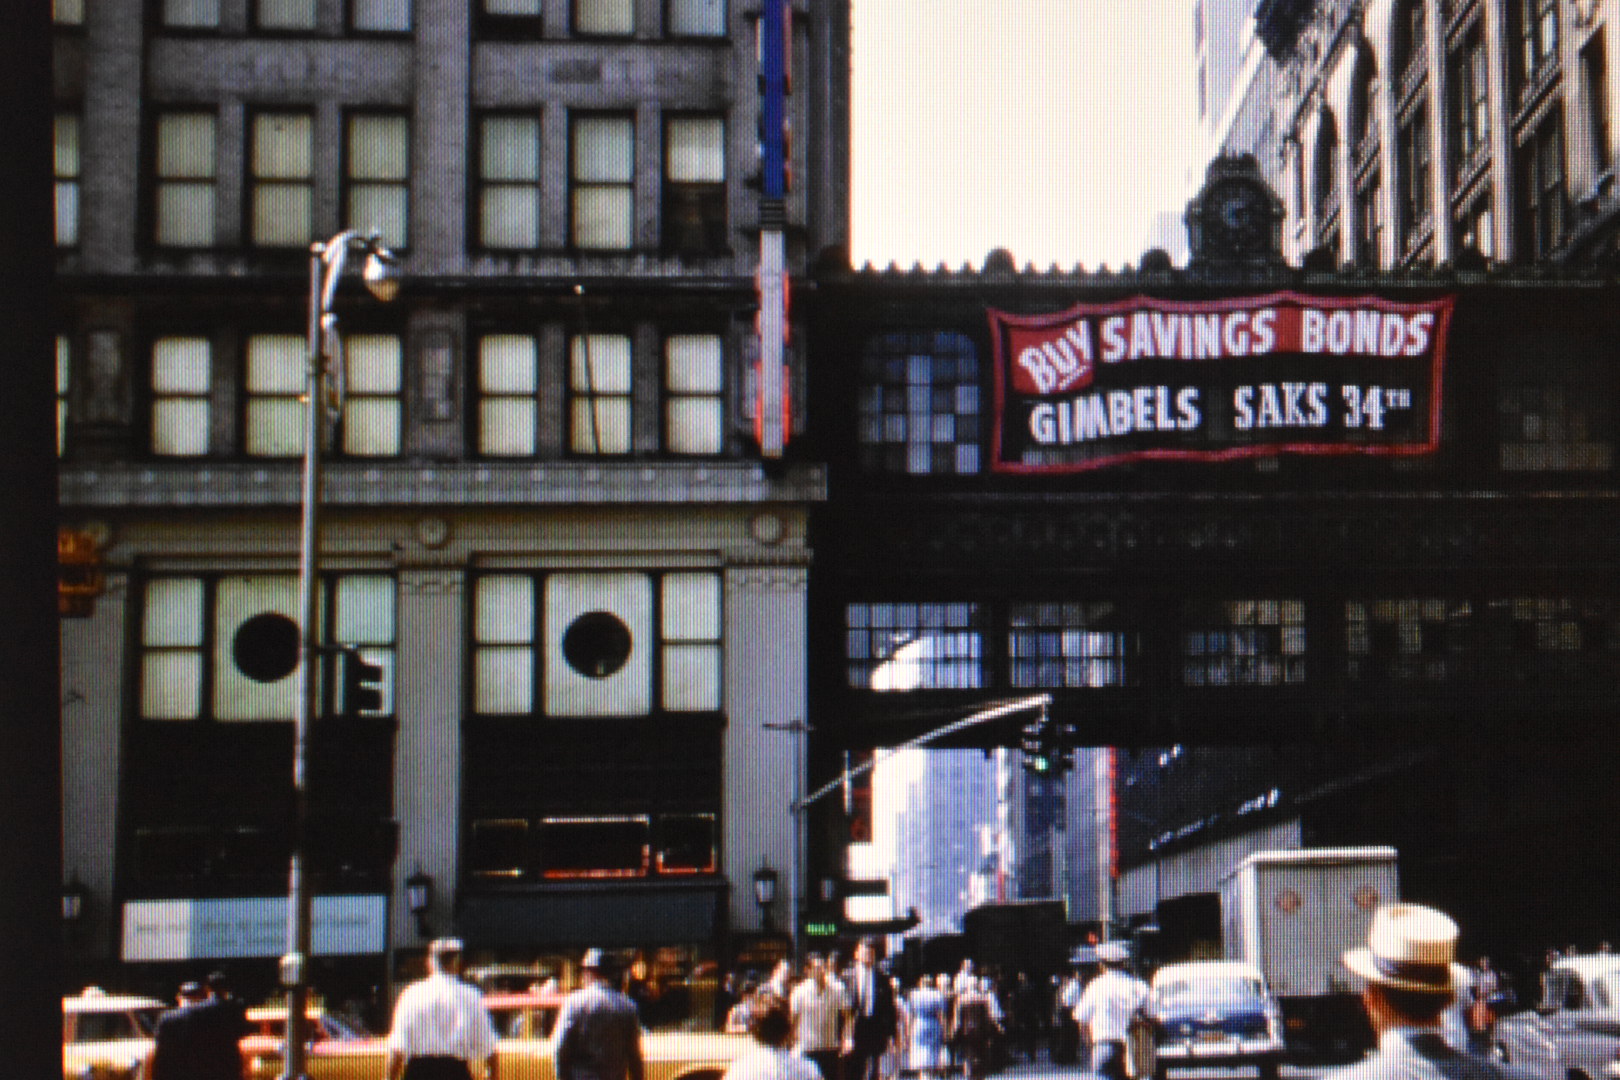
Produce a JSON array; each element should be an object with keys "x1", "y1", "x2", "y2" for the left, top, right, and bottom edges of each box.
[
  {"x1": 488, "y1": 1005, "x2": 560, "y2": 1040},
  {"x1": 70, "y1": 1007, "x2": 163, "y2": 1042},
  {"x1": 1157, "y1": 976, "x2": 1266, "y2": 1005}
]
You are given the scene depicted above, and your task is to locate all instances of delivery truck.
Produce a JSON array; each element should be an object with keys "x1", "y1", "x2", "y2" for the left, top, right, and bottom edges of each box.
[{"x1": 1219, "y1": 846, "x2": 1399, "y2": 1061}]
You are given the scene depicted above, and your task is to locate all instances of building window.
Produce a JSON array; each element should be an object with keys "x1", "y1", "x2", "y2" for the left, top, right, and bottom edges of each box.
[
  {"x1": 477, "y1": 114, "x2": 541, "y2": 249},
  {"x1": 1345, "y1": 599, "x2": 1469, "y2": 682},
  {"x1": 345, "y1": 114, "x2": 409, "y2": 248},
  {"x1": 1398, "y1": 104, "x2": 1431, "y2": 248},
  {"x1": 154, "y1": 111, "x2": 217, "y2": 248},
  {"x1": 664, "y1": 334, "x2": 724, "y2": 454},
  {"x1": 667, "y1": 0, "x2": 724, "y2": 37},
  {"x1": 53, "y1": 0, "x2": 85, "y2": 25},
  {"x1": 1457, "y1": 195, "x2": 1494, "y2": 257},
  {"x1": 161, "y1": 0, "x2": 221, "y2": 27},
  {"x1": 1181, "y1": 599, "x2": 1307, "y2": 687},
  {"x1": 857, "y1": 331, "x2": 981, "y2": 475},
  {"x1": 256, "y1": 0, "x2": 317, "y2": 31},
  {"x1": 1583, "y1": 37, "x2": 1612, "y2": 175},
  {"x1": 1499, "y1": 356, "x2": 1614, "y2": 470},
  {"x1": 1516, "y1": 0, "x2": 1559, "y2": 89},
  {"x1": 476, "y1": 0, "x2": 543, "y2": 36},
  {"x1": 1480, "y1": 597, "x2": 1620, "y2": 683},
  {"x1": 1355, "y1": 172, "x2": 1382, "y2": 264},
  {"x1": 1517, "y1": 111, "x2": 1568, "y2": 259},
  {"x1": 569, "y1": 333, "x2": 632, "y2": 454},
  {"x1": 55, "y1": 112, "x2": 80, "y2": 248},
  {"x1": 477, "y1": 334, "x2": 540, "y2": 456},
  {"x1": 250, "y1": 112, "x2": 314, "y2": 248},
  {"x1": 471, "y1": 570, "x2": 722, "y2": 717},
  {"x1": 663, "y1": 115, "x2": 727, "y2": 257},
  {"x1": 244, "y1": 334, "x2": 305, "y2": 457},
  {"x1": 1451, "y1": 26, "x2": 1491, "y2": 175},
  {"x1": 574, "y1": 0, "x2": 631, "y2": 35},
  {"x1": 1394, "y1": 0, "x2": 1426, "y2": 79},
  {"x1": 571, "y1": 115, "x2": 635, "y2": 250},
  {"x1": 57, "y1": 336, "x2": 71, "y2": 457},
  {"x1": 467, "y1": 812, "x2": 717, "y2": 882},
  {"x1": 139, "y1": 573, "x2": 395, "y2": 721},
  {"x1": 151, "y1": 336, "x2": 212, "y2": 456},
  {"x1": 846, "y1": 602, "x2": 984, "y2": 691},
  {"x1": 350, "y1": 0, "x2": 411, "y2": 31},
  {"x1": 339, "y1": 333, "x2": 402, "y2": 456},
  {"x1": 1007, "y1": 602, "x2": 1140, "y2": 689},
  {"x1": 1314, "y1": 113, "x2": 1341, "y2": 230}
]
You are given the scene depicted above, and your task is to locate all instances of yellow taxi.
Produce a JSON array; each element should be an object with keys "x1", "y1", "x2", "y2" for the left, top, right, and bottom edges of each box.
[{"x1": 62, "y1": 987, "x2": 164, "y2": 1080}]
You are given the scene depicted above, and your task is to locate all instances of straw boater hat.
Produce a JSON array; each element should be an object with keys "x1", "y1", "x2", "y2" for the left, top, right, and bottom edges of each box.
[
  {"x1": 1342, "y1": 903, "x2": 1458, "y2": 993},
  {"x1": 1096, "y1": 942, "x2": 1130, "y2": 965}
]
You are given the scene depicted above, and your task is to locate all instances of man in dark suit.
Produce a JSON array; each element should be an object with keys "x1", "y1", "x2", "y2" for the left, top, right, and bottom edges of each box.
[
  {"x1": 841, "y1": 937, "x2": 898, "y2": 1080},
  {"x1": 151, "y1": 979, "x2": 244, "y2": 1080},
  {"x1": 554, "y1": 949, "x2": 645, "y2": 1080}
]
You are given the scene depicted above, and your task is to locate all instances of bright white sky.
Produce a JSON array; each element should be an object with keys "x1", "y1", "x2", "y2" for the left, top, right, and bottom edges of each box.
[{"x1": 851, "y1": 0, "x2": 1200, "y2": 270}]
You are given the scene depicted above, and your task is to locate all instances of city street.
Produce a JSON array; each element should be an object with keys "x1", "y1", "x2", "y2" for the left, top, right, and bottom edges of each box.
[{"x1": 993, "y1": 1060, "x2": 1326, "y2": 1080}]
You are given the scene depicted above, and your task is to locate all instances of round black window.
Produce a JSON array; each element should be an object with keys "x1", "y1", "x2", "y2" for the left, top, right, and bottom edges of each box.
[{"x1": 561, "y1": 611, "x2": 634, "y2": 678}]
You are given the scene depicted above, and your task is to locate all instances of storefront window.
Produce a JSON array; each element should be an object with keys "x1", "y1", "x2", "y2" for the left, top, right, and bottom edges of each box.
[{"x1": 1182, "y1": 599, "x2": 1307, "y2": 686}]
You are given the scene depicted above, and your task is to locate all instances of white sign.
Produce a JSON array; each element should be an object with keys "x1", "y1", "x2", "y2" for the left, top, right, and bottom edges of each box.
[{"x1": 121, "y1": 895, "x2": 387, "y2": 961}]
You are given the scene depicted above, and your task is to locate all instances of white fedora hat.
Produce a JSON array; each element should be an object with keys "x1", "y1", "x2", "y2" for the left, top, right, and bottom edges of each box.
[{"x1": 1342, "y1": 903, "x2": 1458, "y2": 993}]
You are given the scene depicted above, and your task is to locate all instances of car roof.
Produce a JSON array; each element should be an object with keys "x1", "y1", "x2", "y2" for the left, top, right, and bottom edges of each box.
[
  {"x1": 245, "y1": 1006, "x2": 330, "y2": 1021},
  {"x1": 1152, "y1": 961, "x2": 1267, "y2": 986},
  {"x1": 1554, "y1": 956, "x2": 1620, "y2": 978},
  {"x1": 484, "y1": 992, "x2": 566, "y2": 1009},
  {"x1": 64, "y1": 988, "x2": 166, "y2": 1013}
]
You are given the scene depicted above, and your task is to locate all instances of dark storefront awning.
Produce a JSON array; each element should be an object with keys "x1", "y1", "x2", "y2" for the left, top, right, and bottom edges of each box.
[{"x1": 457, "y1": 881, "x2": 726, "y2": 949}]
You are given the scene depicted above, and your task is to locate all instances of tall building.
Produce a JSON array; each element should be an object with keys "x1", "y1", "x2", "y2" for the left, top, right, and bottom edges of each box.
[
  {"x1": 1202, "y1": 0, "x2": 1620, "y2": 269},
  {"x1": 992, "y1": 749, "x2": 1103, "y2": 923},
  {"x1": 874, "y1": 750, "x2": 997, "y2": 938},
  {"x1": 54, "y1": 0, "x2": 846, "y2": 1003}
]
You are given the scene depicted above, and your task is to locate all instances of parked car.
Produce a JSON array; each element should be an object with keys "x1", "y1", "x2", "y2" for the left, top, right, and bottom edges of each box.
[
  {"x1": 1538, "y1": 956, "x2": 1620, "y2": 1080},
  {"x1": 62, "y1": 987, "x2": 164, "y2": 1080},
  {"x1": 1147, "y1": 960, "x2": 1287, "y2": 1080},
  {"x1": 1489, "y1": 1011, "x2": 1563, "y2": 1078},
  {"x1": 238, "y1": 1005, "x2": 382, "y2": 1080}
]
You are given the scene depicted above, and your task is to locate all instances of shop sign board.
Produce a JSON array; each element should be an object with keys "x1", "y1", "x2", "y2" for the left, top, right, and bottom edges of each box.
[
  {"x1": 121, "y1": 894, "x2": 386, "y2": 961},
  {"x1": 989, "y1": 292, "x2": 1453, "y2": 472}
]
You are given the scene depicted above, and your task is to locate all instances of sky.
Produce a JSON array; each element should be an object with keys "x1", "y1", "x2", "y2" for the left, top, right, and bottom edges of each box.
[{"x1": 850, "y1": 0, "x2": 1200, "y2": 271}]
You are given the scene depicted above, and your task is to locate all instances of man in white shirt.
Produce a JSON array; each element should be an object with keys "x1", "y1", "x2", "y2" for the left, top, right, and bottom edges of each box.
[
  {"x1": 790, "y1": 953, "x2": 849, "y2": 1080},
  {"x1": 1071, "y1": 943, "x2": 1148, "y2": 1080},
  {"x1": 385, "y1": 938, "x2": 501, "y2": 1080}
]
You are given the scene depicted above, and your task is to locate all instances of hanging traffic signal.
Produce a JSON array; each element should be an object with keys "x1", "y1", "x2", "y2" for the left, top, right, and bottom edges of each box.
[
  {"x1": 339, "y1": 647, "x2": 386, "y2": 717},
  {"x1": 1021, "y1": 712, "x2": 1072, "y2": 777}
]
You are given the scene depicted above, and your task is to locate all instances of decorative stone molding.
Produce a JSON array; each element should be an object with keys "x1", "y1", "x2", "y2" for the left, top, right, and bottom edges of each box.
[
  {"x1": 398, "y1": 570, "x2": 464, "y2": 596},
  {"x1": 726, "y1": 566, "x2": 809, "y2": 592}
]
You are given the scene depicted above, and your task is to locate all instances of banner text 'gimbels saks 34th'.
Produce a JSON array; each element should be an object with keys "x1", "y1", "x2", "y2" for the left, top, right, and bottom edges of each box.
[{"x1": 989, "y1": 292, "x2": 1454, "y2": 473}]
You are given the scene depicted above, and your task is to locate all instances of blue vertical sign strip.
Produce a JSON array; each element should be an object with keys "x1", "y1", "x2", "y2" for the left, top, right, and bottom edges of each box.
[{"x1": 760, "y1": 0, "x2": 787, "y2": 199}]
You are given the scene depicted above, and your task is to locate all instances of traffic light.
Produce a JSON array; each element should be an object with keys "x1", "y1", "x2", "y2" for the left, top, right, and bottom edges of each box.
[
  {"x1": 58, "y1": 527, "x2": 104, "y2": 618},
  {"x1": 339, "y1": 647, "x2": 385, "y2": 717},
  {"x1": 1021, "y1": 712, "x2": 1072, "y2": 777}
]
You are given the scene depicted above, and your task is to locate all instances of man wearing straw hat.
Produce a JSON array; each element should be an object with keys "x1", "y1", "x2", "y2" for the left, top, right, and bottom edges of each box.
[
  {"x1": 385, "y1": 937, "x2": 501, "y2": 1080},
  {"x1": 1330, "y1": 903, "x2": 1538, "y2": 1080}
]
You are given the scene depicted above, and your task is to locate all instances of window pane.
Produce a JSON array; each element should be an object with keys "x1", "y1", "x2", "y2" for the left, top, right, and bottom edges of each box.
[
  {"x1": 572, "y1": 188, "x2": 634, "y2": 248},
  {"x1": 153, "y1": 400, "x2": 211, "y2": 455},
  {"x1": 214, "y1": 575, "x2": 301, "y2": 721},
  {"x1": 157, "y1": 185, "x2": 216, "y2": 247},
  {"x1": 345, "y1": 335, "x2": 401, "y2": 393},
  {"x1": 480, "y1": 399, "x2": 538, "y2": 455},
  {"x1": 158, "y1": 114, "x2": 216, "y2": 178},
  {"x1": 57, "y1": 337, "x2": 71, "y2": 396},
  {"x1": 348, "y1": 186, "x2": 407, "y2": 247},
  {"x1": 477, "y1": 575, "x2": 535, "y2": 643},
  {"x1": 662, "y1": 643, "x2": 720, "y2": 711},
  {"x1": 486, "y1": 0, "x2": 542, "y2": 12},
  {"x1": 56, "y1": 184, "x2": 79, "y2": 247},
  {"x1": 666, "y1": 118, "x2": 725, "y2": 182},
  {"x1": 666, "y1": 335, "x2": 723, "y2": 392},
  {"x1": 574, "y1": 118, "x2": 634, "y2": 181},
  {"x1": 258, "y1": 0, "x2": 317, "y2": 28},
  {"x1": 481, "y1": 335, "x2": 538, "y2": 393},
  {"x1": 144, "y1": 578, "x2": 206, "y2": 646},
  {"x1": 481, "y1": 188, "x2": 541, "y2": 248},
  {"x1": 663, "y1": 573, "x2": 720, "y2": 640},
  {"x1": 247, "y1": 335, "x2": 305, "y2": 392},
  {"x1": 575, "y1": 0, "x2": 632, "y2": 34},
  {"x1": 571, "y1": 398, "x2": 632, "y2": 453},
  {"x1": 254, "y1": 115, "x2": 313, "y2": 179},
  {"x1": 253, "y1": 186, "x2": 312, "y2": 246},
  {"x1": 336, "y1": 575, "x2": 394, "y2": 643},
  {"x1": 570, "y1": 335, "x2": 632, "y2": 392},
  {"x1": 352, "y1": 0, "x2": 411, "y2": 30},
  {"x1": 667, "y1": 397, "x2": 723, "y2": 454},
  {"x1": 153, "y1": 337, "x2": 211, "y2": 393},
  {"x1": 164, "y1": 0, "x2": 220, "y2": 25},
  {"x1": 54, "y1": 0, "x2": 86, "y2": 23},
  {"x1": 342, "y1": 399, "x2": 401, "y2": 455},
  {"x1": 350, "y1": 116, "x2": 408, "y2": 179},
  {"x1": 142, "y1": 653, "x2": 203, "y2": 719},
  {"x1": 55, "y1": 114, "x2": 80, "y2": 177},
  {"x1": 483, "y1": 117, "x2": 540, "y2": 180},
  {"x1": 668, "y1": 0, "x2": 724, "y2": 36},
  {"x1": 245, "y1": 399, "x2": 305, "y2": 456},
  {"x1": 477, "y1": 647, "x2": 534, "y2": 713}
]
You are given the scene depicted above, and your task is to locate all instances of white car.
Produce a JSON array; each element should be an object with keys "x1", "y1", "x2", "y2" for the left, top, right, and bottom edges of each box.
[
  {"x1": 1539, "y1": 956, "x2": 1620, "y2": 1080},
  {"x1": 62, "y1": 987, "x2": 164, "y2": 1080},
  {"x1": 1148, "y1": 960, "x2": 1287, "y2": 1080}
]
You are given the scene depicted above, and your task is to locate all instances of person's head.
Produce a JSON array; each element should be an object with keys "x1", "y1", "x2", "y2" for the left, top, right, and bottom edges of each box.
[
  {"x1": 935, "y1": 973, "x2": 951, "y2": 992},
  {"x1": 917, "y1": 973, "x2": 932, "y2": 990},
  {"x1": 580, "y1": 948, "x2": 614, "y2": 985},
  {"x1": 177, "y1": 981, "x2": 207, "y2": 1005},
  {"x1": 428, "y1": 937, "x2": 465, "y2": 977},
  {"x1": 1342, "y1": 903, "x2": 1457, "y2": 1033},
  {"x1": 1478, "y1": 955, "x2": 1492, "y2": 970},
  {"x1": 806, "y1": 953, "x2": 827, "y2": 985},
  {"x1": 959, "y1": 959, "x2": 974, "y2": 973},
  {"x1": 855, "y1": 937, "x2": 878, "y2": 968},
  {"x1": 746, "y1": 991, "x2": 793, "y2": 1048}
]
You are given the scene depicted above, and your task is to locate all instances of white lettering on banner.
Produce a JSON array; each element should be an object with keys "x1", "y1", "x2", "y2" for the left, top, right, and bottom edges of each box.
[
  {"x1": 1233, "y1": 383, "x2": 1331, "y2": 431},
  {"x1": 1301, "y1": 309, "x2": 1433, "y2": 356},
  {"x1": 121, "y1": 895, "x2": 386, "y2": 961},
  {"x1": 1029, "y1": 386, "x2": 1201, "y2": 445}
]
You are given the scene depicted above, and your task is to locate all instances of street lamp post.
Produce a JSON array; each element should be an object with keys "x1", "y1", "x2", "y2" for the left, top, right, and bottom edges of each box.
[{"x1": 282, "y1": 231, "x2": 398, "y2": 1080}]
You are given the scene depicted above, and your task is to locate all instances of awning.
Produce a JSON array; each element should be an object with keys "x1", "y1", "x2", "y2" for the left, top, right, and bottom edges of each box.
[{"x1": 456, "y1": 882, "x2": 726, "y2": 948}]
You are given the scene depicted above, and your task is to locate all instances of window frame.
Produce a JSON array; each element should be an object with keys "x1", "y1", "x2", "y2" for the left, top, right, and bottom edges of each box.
[
  {"x1": 473, "y1": 332, "x2": 542, "y2": 458},
  {"x1": 336, "y1": 330, "x2": 405, "y2": 458},
  {"x1": 1397, "y1": 101, "x2": 1432, "y2": 251},
  {"x1": 661, "y1": 112, "x2": 729, "y2": 258},
  {"x1": 247, "y1": 109, "x2": 316, "y2": 250},
  {"x1": 474, "y1": 111, "x2": 544, "y2": 251},
  {"x1": 1517, "y1": 109, "x2": 1568, "y2": 259},
  {"x1": 151, "y1": 108, "x2": 220, "y2": 250},
  {"x1": 253, "y1": 0, "x2": 319, "y2": 34},
  {"x1": 661, "y1": 331, "x2": 727, "y2": 456},
  {"x1": 1450, "y1": 25, "x2": 1492, "y2": 177},
  {"x1": 569, "y1": 112, "x2": 637, "y2": 252},
  {"x1": 568, "y1": 331, "x2": 635, "y2": 456},
  {"x1": 571, "y1": 0, "x2": 633, "y2": 37},
  {"x1": 347, "y1": 0, "x2": 414, "y2": 34},
  {"x1": 55, "y1": 110, "x2": 81, "y2": 249},
  {"x1": 856, "y1": 330, "x2": 984, "y2": 476},
  {"x1": 664, "y1": 0, "x2": 726, "y2": 39},
  {"x1": 343, "y1": 110, "x2": 411, "y2": 250},
  {"x1": 148, "y1": 334, "x2": 214, "y2": 458}
]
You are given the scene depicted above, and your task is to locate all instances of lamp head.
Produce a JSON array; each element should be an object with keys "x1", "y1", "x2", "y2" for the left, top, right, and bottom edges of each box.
[{"x1": 361, "y1": 247, "x2": 401, "y2": 302}]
